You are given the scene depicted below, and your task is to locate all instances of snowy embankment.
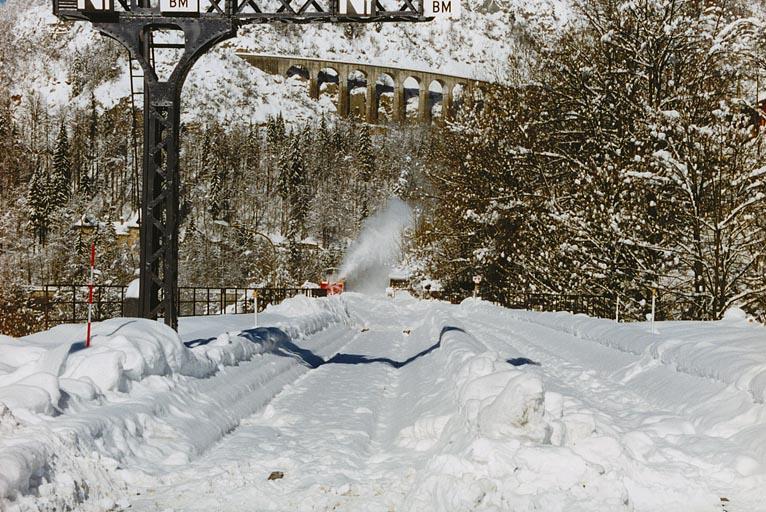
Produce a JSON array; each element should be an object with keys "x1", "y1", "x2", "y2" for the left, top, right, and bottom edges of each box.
[
  {"x1": 3, "y1": 294, "x2": 766, "y2": 511},
  {"x1": 460, "y1": 299, "x2": 766, "y2": 510},
  {"x1": 0, "y1": 295, "x2": 349, "y2": 509},
  {"x1": 492, "y1": 304, "x2": 766, "y2": 403},
  {"x1": 125, "y1": 295, "x2": 766, "y2": 512}
]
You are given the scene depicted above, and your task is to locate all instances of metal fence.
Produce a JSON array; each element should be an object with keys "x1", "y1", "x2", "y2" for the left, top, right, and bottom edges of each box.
[
  {"x1": 177, "y1": 287, "x2": 327, "y2": 317},
  {"x1": 31, "y1": 285, "x2": 328, "y2": 330},
  {"x1": 422, "y1": 289, "x2": 615, "y2": 319},
  {"x1": 500, "y1": 292, "x2": 614, "y2": 319},
  {"x1": 31, "y1": 284, "x2": 127, "y2": 330},
  {"x1": 26, "y1": 285, "x2": 666, "y2": 331}
]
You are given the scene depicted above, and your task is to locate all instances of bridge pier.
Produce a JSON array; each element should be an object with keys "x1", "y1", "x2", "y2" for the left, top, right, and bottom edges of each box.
[
  {"x1": 366, "y1": 81, "x2": 378, "y2": 124},
  {"x1": 442, "y1": 81, "x2": 454, "y2": 123},
  {"x1": 308, "y1": 63, "x2": 320, "y2": 100},
  {"x1": 418, "y1": 85, "x2": 430, "y2": 124},
  {"x1": 338, "y1": 69, "x2": 350, "y2": 118},
  {"x1": 393, "y1": 78, "x2": 406, "y2": 124},
  {"x1": 309, "y1": 76, "x2": 319, "y2": 100}
]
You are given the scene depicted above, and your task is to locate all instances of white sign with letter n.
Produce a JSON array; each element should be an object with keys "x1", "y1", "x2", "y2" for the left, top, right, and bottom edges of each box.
[
  {"x1": 160, "y1": 0, "x2": 200, "y2": 13},
  {"x1": 338, "y1": 0, "x2": 374, "y2": 15},
  {"x1": 424, "y1": 0, "x2": 460, "y2": 17},
  {"x1": 77, "y1": 0, "x2": 113, "y2": 10}
]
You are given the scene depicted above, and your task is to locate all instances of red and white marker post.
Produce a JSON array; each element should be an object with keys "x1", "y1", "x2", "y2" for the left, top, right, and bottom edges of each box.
[
  {"x1": 253, "y1": 289, "x2": 259, "y2": 328},
  {"x1": 472, "y1": 275, "x2": 482, "y2": 299},
  {"x1": 86, "y1": 242, "x2": 95, "y2": 348}
]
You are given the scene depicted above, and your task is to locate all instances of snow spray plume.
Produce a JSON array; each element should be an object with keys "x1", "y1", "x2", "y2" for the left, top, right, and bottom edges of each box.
[{"x1": 339, "y1": 198, "x2": 413, "y2": 294}]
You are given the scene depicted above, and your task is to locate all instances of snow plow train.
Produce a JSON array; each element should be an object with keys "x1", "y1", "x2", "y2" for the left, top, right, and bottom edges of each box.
[{"x1": 319, "y1": 267, "x2": 345, "y2": 295}]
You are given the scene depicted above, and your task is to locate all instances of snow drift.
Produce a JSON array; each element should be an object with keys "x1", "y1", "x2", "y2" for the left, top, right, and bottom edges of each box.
[
  {"x1": 0, "y1": 294, "x2": 349, "y2": 508},
  {"x1": 387, "y1": 306, "x2": 633, "y2": 511}
]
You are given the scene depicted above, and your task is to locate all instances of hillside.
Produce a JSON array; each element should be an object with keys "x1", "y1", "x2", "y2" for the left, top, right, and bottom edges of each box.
[{"x1": 0, "y1": 0, "x2": 568, "y2": 124}]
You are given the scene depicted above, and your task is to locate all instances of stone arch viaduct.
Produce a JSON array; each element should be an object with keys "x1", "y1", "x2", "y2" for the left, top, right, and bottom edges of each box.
[{"x1": 236, "y1": 52, "x2": 488, "y2": 124}]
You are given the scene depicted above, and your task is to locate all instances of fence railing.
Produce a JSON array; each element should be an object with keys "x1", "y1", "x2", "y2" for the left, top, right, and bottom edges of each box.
[
  {"x1": 30, "y1": 284, "x2": 127, "y2": 330},
  {"x1": 24, "y1": 284, "x2": 672, "y2": 332},
  {"x1": 29, "y1": 285, "x2": 328, "y2": 330},
  {"x1": 419, "y1": 289, "x2": 616, "y2": 318},
  {"x1": 500, "y1": 292, "x2": 615, "y2": 319},
  {"x1": 177, "y1": 287, "x2": 327, "y2": 317}
]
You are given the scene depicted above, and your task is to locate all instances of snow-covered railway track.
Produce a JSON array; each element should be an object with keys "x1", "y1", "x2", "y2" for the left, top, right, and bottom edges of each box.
[
  {"x1": 128, "y1": 297, "x2": 430, "y2": 511},
  {"x1": 460, "y1": 302, "x2": 766, "y2": 512},
  {"x1": 5, "y1": 295, "x2": 766, "y2": 511},
  {"x1": 1, "y1": 297, "x2": 358, "y2": 511}
]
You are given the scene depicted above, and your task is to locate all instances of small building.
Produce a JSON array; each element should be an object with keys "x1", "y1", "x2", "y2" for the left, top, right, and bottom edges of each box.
[
  {"x1": 74, "y1": 212, "x2": 140, "y2": 247},
  {"x1": 388, "y1": 267, "x2": 412, "y2": 289}
]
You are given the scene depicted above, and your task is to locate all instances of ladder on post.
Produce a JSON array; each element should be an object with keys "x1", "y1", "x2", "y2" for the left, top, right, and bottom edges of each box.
[
  {"x1": 127, "y1": 30, "x2": 156, "y2": 222},
  {"x1": 128, "y1": 53, "x2": 143, "y2": 220}
]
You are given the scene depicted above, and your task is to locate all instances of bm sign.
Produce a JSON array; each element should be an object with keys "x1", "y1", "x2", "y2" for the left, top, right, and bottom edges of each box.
[
  {"x1": 338, "y1": 0, "x2": 460, "y2": 17},
  {"x1": 160, "y1": 0, "x2": 200, "y2": 13},
  {"x1": 424, "y1": 0, "x2": 460, "y2": 17}
]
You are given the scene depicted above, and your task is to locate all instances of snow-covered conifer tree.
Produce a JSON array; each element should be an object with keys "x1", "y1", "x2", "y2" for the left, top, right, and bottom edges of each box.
[
  {"x1": 28, "y1": 163, "x2": 50, "y2": 245},
  {"x1": 50, "y1": 123, "x2": 71, "y2": 206}
]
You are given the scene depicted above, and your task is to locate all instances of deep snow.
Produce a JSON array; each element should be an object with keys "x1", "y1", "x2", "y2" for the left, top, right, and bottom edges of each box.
[{"x1": 1, "y1": 294, "x2": 766, "y2": 511}]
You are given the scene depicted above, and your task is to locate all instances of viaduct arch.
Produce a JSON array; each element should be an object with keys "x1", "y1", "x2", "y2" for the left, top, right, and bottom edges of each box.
[{"x1": 237, "y1": 52, "x2": 488, "y2": 124}]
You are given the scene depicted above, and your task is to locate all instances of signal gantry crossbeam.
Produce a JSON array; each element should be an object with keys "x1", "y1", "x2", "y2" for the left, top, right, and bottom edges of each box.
[
  {"x1": 54, "y1": 0, "x2": 430, "y2": 24},
  {"x1": 52, "y1": 0, "x2": 431, "y2": 330}
]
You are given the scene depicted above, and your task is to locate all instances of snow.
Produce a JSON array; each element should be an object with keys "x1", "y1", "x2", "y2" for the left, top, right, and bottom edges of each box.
[
  {"x1": 489, "y1": 303, "x2": 766, "y2": 404},
  {"x1": 389, "y1": 266, "x2": 412, "y2": 280},
  {"x1": 125, "y1": 278, "x2": 139, "y2": 299},
  {"x1": 339, "y1": 198, "x2": 412, "y2": 293},
  {"x1": 0, "y1": 294, "x2": 350, "y2": 507},
  {"x1": 1, "y1": 294, "x2": 766, "y2": 511},
  {"x1": 112, "y1": 212, "x2": 139, "y2": 236},
  {"x1": 4, "y1": 0, "x2": 571, "y2": 128}
]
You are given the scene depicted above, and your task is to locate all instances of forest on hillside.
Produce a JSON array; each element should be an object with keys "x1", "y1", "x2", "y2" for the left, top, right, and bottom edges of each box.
[
  {"x1": 0, "y1": 96, "x2": 431, "y2": 333},
  {"x1": 2, "y1": 0, "x2": 766, "y2": 333},
  {"x1": 420, "y1": 0, "x2": 766, "y2": 321}
]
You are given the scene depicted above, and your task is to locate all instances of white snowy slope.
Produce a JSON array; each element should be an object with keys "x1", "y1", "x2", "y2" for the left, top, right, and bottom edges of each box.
[
  {"x1": 0, "y1": 0, "x2": 569, "y2": 124},
  {"x1": 0, "y1": 295, "x2": 352, "y2": 511},
  {"x1": 2, "y1": 292, "x2": 766, "y2": 511}
]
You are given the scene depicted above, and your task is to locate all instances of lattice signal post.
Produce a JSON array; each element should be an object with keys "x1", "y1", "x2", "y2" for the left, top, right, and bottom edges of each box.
[{"x1": 52, "y1": 0, "x2": 430, "y2": 330}]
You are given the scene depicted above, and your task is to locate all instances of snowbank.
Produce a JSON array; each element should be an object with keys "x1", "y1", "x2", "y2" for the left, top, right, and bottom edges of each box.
[
  {"x1": 462, "y1": 300, "x2": 766, "y2": 403},
  {"x1": 453, "y1": 299, "x2": 766, "y2": 510},
  {"x1": 390, "y1": 306, "x2": 633, "y2": 511},
  {"x1": 0, "y1": 294, "x2": 349, "y2": 506}
]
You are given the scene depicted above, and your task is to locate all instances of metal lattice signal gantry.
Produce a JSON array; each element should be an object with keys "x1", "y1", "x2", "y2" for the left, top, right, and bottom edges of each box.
[
  {"x1": 54, "y1": 0, "x2": 429, "y2": 23},
  {"x1": 51, "y1": 0, "x2": 430, "y2": 330}
]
